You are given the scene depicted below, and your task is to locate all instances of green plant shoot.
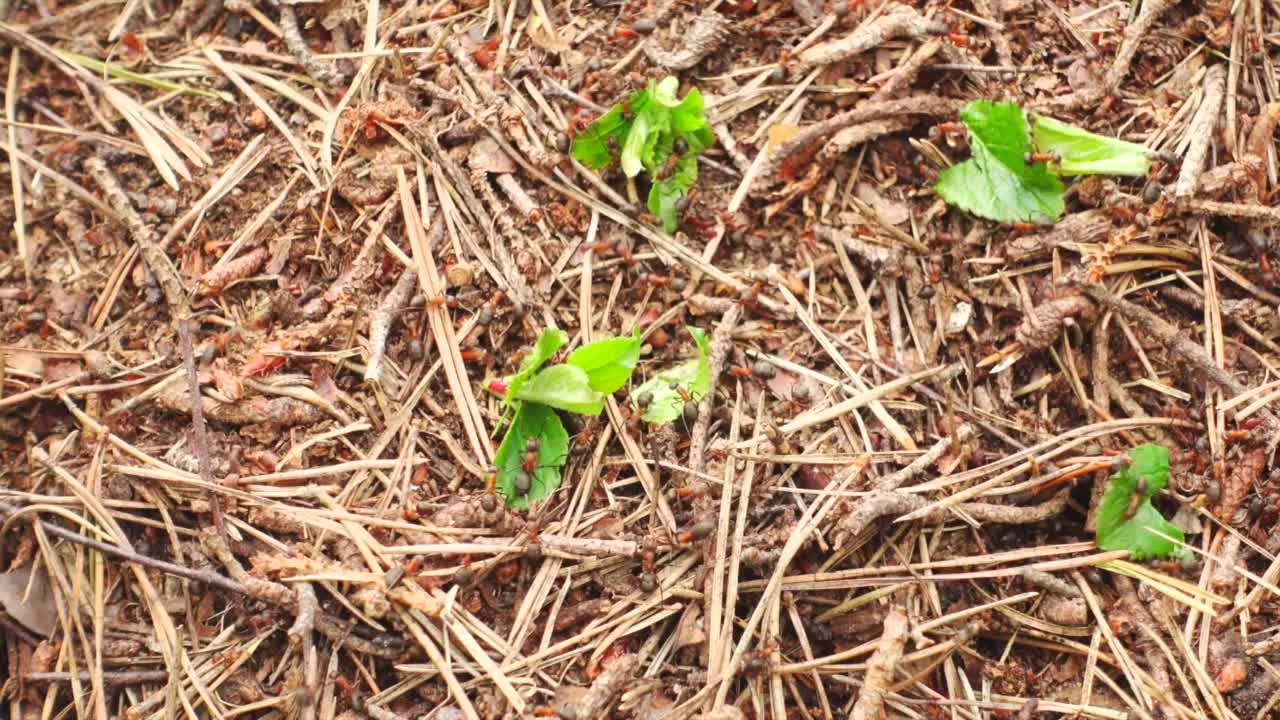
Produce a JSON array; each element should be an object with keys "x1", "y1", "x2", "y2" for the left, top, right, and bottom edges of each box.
[
  {"x1": 936, "y1": 100, "x2": 1153, "y2": 223},
  {"x1": 1094, "y1": 443, "x2": 1190, "y2": 561},
  {"x1": 570, "y1": 76, "x2": 715, "y2": 233},
  {"x1": 492, "y1": 328, "x2": 641, "y2": 508},
  {"x1": 629, "y1": 327, "x2": 711, "y2": 423}
]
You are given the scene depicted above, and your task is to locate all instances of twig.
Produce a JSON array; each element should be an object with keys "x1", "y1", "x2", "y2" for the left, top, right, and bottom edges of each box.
[
  {"x1": 84, "y1": 156, "x2": 222, "y2": 534},
  {"x1": 0, "y1": 500, "x2": 246, "y2": 594},
  {"x1": 25, "y1": 670, "x2": 173, "y2": 685},
  {"x1": 290, "y1": 582, "x2": 318, "y2": 720},
  {"x1": 1175, "y1": 65, "x2": 1227, "y2": 198},
  {"x1": 851, "y1": 607, "x2": 908, "y2": 720},
  {"x1": 792, "y1": 3, "x2": 936, "y2": 75},
  {"x1": 364, "y1": 268, "x2": 418, "y2": 383},
  {"x1": 757, "y1": 95, "x2": 962, "y2": 197},
  {"x1": 690, "y1": 304, "x2": 741, "y2": 475},
  {"x1": 277, "y1": 3, "x2": 342, "y2": 86},
  {"x1": 578, "y1": 653, "x2": 637, "y2": 717}
]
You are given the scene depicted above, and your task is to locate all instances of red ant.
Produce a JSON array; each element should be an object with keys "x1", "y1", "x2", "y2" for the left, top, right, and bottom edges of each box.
[
  {"x1": 523, "y1": 437, "x2": 540, "y2": 474},
  {"x1": 738, "y1": 280, "x2": 765, "y2": 314},
  {"x1": 639, "y1": 538, "x2": 659, "y2": 593},
  {"x1": 1024, "y1": 151, "x2": 1061, "y2": 165},
  {"x1": 675, "y1": 517, "x2": 716, "y2": 545}
]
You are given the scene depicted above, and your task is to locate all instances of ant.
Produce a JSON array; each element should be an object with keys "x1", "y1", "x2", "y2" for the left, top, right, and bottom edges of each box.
[
  {"x1": 726, "y1": 359, "x2": 777, "y2": 382},
  {"x1": 1123, "y1": 476, "x2": 1148, "y2": 520},
  {"x1": 1008, "y1": 217, "x2": 1055, "y2": 234},
  {"x1": 523, "y1": 436, "x2": 541, "y2": 474},
  {"x1": 1024, "y1": 151, "x2": 1061, "y2": 165},
  {"x1": 675, "y1": 516, "x2": 717, "y2": 545},
  {"x1": 737, "y1": 281, "x2": 769, "y2": 315},
  {"x1": 639, "y1": 537, "x2": 659, "y2": 593},
  {"x1": 588, "y1": 241, "x2": 636, "y2": 267}
]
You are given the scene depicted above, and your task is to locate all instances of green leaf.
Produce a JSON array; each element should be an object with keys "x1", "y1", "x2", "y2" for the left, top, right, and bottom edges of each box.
[
  {"x1": 1095, "y1": 444, "x2": 1185, "y2": 561},
  {"x1": 494, "y1": 403, "x2": 569, "y2": 510},
  {"x1": 650, "y1": 76, "x2": 682, "y2": 107},
  {"x1": 567, "y1": 330, "x2": 642, "y2": 394},
  {"x1": 514, "y1": 364, "x2": 605, "y2": 415},
  {"x1": 935, "y1": 100, "x2": 1065, "y2": 224},
  {"x1": 648, "y1": 155, "x2": 698, "y2": 233},
  {"x1": 630, "y1": 326, "x2": 712, "y2": 423},
  {"x1": 504, "y1": 329, "x2": 567, "y2": 407},
  {"x1": 571, "y1": 105, "x2": 630, "y2": 170},
  {"x1": 1126, "y1": 443, "x2": 1170, "y2": 491},
  {"x1": 620, "y1": 105, "x2": 653, "y2": 178},
  {"x1": 1097, "y1": 502, "x2": 1185, "y2": 560},
  {"x1": 670, "y1": 87, "x2": 708, "y2": 133},
  {"x1": 1031, "y1": 115, "x2": 1151, "y2": 177}
]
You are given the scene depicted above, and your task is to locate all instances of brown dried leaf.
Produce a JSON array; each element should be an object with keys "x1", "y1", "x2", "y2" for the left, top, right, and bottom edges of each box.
[
  {"x1": 469, "y1": 137, "x2": 517, "y2": 174},
  {"x1": 0, "y1": 565, "x2": 57, "y2": 636},
  {"x1": 210, "y1": 358, "x2": 243, "y2": 401}
]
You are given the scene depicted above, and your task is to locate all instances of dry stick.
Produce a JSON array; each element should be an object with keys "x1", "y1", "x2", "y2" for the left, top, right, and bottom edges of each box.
[
  {"x1": 1041, "y1": 0, "x2": 1178, "y2": 110},
  {"x1": 84, "y1": 156, "x2": 222, "y2": 534},
  {"x1": 200, "y1": 530, "x2": 400, "y2": 659},
  {"x1": 0, "y1": 501, "x2": 245, "y2": 594},
  {"x1": 792, "y1": 3, "x2": 935, "y2": 74},
  {"x1": 364, "y1": 268, "x2": 418, "y2": 382},
  {"x1": 1077, "y1": 280, "x2": 1280, "y2": 458},
  {"x1": 397, "y1": 169, "x2": 492, "y2": 466},
  {"x1": 689, "y1": 304, "x2": 741, "y2": 475},
  {"x1": 756, "y1": 95, "x2": 963, "y2": 197},
  {"x1": 277, "y1": 3, "x2": 342, "y2": 86},
  {"x1": 289, "y1": 582, "x2": 319, "y2": 720},
  {"x1": 851, "y1": 607, "x2": 909, "y2": 720},
  {"x1": 25, "y1": 671, "x2": 172, "y2": 685},
  {"x1": 1175, "y1": 65, "x2": 1227, "y2": 198},
  {"x1": 869, "y1": 37, "x2": 943, "y2": 103}
]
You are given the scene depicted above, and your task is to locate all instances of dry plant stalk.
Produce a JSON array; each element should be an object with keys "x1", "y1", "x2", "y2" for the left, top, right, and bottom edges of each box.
[
  {"x1": 851, "y1": 607, "x2": 908, "y2": 720},
  {"x1": 278, "y1": 4, "x2": 342, "y2": 86},
  {"x1": 755, "y1": 95, "x2": 962, "y2": 197},
  {"x1": 1175, "y1": 65, "x2": 1227, "y2": 198},
  {"x1": 364, "y1": 268, "x2": 418, "y2": 382},
  {"x1": 792, "y1": 4, "x2": 935, "y2": 75}
]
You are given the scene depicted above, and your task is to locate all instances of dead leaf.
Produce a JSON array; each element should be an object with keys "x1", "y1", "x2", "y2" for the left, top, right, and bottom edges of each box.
[
  {"x1": 855, "y1": 182, "x2": 910, "y2": 226},
  {"x1": 527, "y1": 14, "x2": 569, "y2": 53},
  {"x1": 768, "y1": 124, "x2": 800, "y2": 154},
  {"x1": 210, "y1": 358, "x2": 243, "y2": 401},
  {"x1": 469, "y1": 137, "x2": 517, "y2": 174},
  {"x1": 792, "y1": 0, "x2": 825, "y2": 25},
  {"x1": 0, "y1": 564, "x2": 58, "y2": 636},
  {"x1": 4, "y1": 351, "x2": 43, "y2": 377}
]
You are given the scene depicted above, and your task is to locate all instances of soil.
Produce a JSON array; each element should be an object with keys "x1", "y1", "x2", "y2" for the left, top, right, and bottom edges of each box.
[{"x1": 2, "y1": 0, "x2": 1280, "y2": 719}]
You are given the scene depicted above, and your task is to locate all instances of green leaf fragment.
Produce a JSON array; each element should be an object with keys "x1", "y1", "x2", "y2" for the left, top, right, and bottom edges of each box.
[
  {"x1": 503, "y1": 329, "x2": 567, "y2": 407},
  {"x1": 1031, "y1": 115, "x2": 1151, "y2": 177},
  {"x1": 648, "y1": 155, "x2": 699, "y2": 233},
  {"x1": 494, "y1": 403, "x2": 569, "y2": 510},
  {"x1": 568, "y1": 76, "x2": 714, "y2": 234},
  {"x1": 630, "y1": 326, "x2": 711, "y2": 423},
  {"x1": 513, "y1": 364, "x2": 605, "y2": 416},
  {"x1": 567, "y1": 329, "x2": 642, "y2": 394},
  {"x1": 935, "y1": 100, "x2": 1064, "y2": 224},
  {"x1": 1095, "y1": 444, "x2": 1187, "y2": 561}
]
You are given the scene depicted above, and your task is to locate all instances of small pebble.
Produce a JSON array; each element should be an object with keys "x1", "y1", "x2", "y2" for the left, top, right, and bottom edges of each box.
[{"x1": 632, "y1": 17, "x2": 657, "y2": 33}]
